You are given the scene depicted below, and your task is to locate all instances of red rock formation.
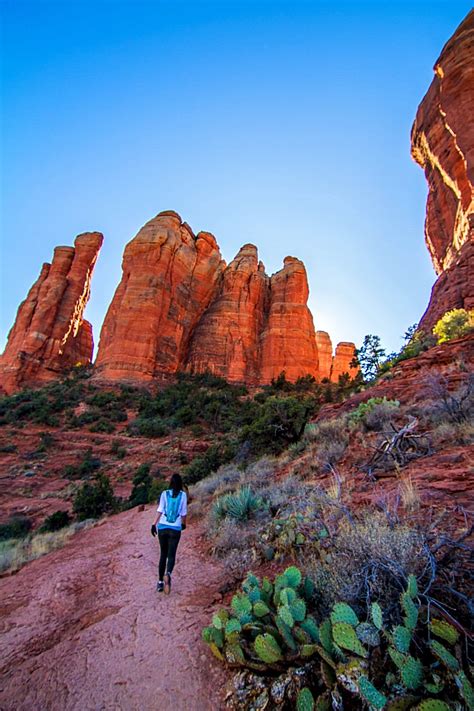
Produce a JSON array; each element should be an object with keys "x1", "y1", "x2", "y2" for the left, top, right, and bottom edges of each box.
[
  {"x1": 412, "y1": 9, "x2": 474, "y2": 330},
  {"x1": 316, "y1": 331, "x2": 333, "y2": 380},
  {"x1": 94, "y1": 213, "x2": 359, "y2": 385},
  {"x1": 331, "y1": 342, "x2": 358, "y2": 382},
  {"x1": 185, "y1": 245, "x2": 269, "y2": 382},
  {"x1": 259, "y1": 257, "x2": 320, "y2": 383},
  {"x1": 0, "y1": 233, "x2": 103, "y2": 394},
  {"x1": 95, "y1": 212, "x2": 225, "y2": 380}
]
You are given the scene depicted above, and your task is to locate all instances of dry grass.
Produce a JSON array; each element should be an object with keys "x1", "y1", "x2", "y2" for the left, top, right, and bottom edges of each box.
[
  {"x1": 398, "y1": 472, "x2": 421, "y2": 513},
  {"x1": 0, "y1": 520, "x2": 95, "y2": 573},
  {"x1": 306, "y1": 512, "x2": 428, "y2": 614}
]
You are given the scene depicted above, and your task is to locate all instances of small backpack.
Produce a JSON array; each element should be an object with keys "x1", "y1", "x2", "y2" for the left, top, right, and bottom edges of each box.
[{"x1": 165, "y1": 490, "x2": 183, "y2": 523}]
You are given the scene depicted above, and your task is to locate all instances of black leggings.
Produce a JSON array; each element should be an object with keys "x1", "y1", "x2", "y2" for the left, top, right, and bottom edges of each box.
[{"x1": 158, "y1": 528, "x2": 181, "y2": 579}]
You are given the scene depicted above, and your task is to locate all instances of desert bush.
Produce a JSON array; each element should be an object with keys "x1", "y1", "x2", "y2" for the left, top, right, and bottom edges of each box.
[
  {"x1": 210, "y1": 517, "x2": 256, "y2": 562},
  {"x1": 183, "y1": 440, "x2": 236, "y2": 485},
  {"x1": 63, "y1": 448, "x2": 102, "y2": 480},
  {"x1": 424, "y1": 373, "x2": 474, "y2": 425},
  {"x1": 39, "y1": 510, "x2": 71, "y2": 533},
  {"x1": 348, "y1": 397, "x2": 400, "y2": 431},
  {"x1": 0, "y1": 515, "x2": 33, "y2": 541},
  {"x1": 304, "y1": 416, "x2": 349, "y2": 468},
  {"x1": 306, "y1": 513, "x2": 427, "y2": 614},
  {"x1": 239, "y1": 396, "x2": 310, "y2": 456},
  {"x1": 433, "y1": 307, "x2": 474, "y2": 343},
  {"x1": 72, "y1": 473, "x2": 118, "y2": 521},
  {"x1": 110, "y1": 439, "x2": 127, "y2": 458},
  {"x1": 128, "y1": 416, "x2": 169, "y2": 438},
  {"x1": 148, "y1": 477, "x2": 168, "y2": 503},
  {"x1": 128, "y1": 463, "x2": 152, "y2": 507}
]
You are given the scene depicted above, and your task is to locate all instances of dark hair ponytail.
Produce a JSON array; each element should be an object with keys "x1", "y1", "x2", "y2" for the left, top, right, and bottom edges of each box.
[{"x1": 170, "y1": 473, "x2": 183, "y2": 497}]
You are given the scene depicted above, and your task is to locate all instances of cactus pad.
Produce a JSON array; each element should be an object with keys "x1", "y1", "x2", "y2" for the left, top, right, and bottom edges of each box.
[
  {"x1": 280, "y1": 587, "x2": 297, "y2": 605},
  {"x1": 225, "y1": 619, "x2": 242, "y2": 636},
  {"x1": 429, "y1": 618, "x2": 459, "y2": 645},
  {"x1": 430, "y1": 639, "x2": 459, "y2": 671},
  {"x1": 371, "y1": 602, "x2": 383, "y2": 630},
  {"x1": 455, "y1": 670, "x2": 474, "y2": 710},
  {"x1": 319, "y1": 619, "x2": 334, "y2": 654},
  {"x1": 401, "y1": 591, "x2": 418, "y2": 631},
  {"x1": 392, "y1": 625, "x2": 412, "y2": 654},
  {"x1": 278, "y1": 605, "x2": 295, "y2": 628},
  {"x1": 358, "y1": 677, "x2": 387, "y2": 710},
  {"x1": 296, "y1": 687, "x2": 315, "y2": 711},
  {"x1": 231, "y1": 593, "x2": 252, "y2": 617},
  {"x1": 301, "y1": 616, "x2": 320, "y2": 642},
  {"x1": 330, "y1": 602, "x2": 359, "y2": 627},
  {"x1": 332, "y1": 622, "x2": 368, "y2": 658},
  {"x1": 276, "y1": 615, "x2": 297, "y2": 651},
  {"x1": 254, "y1": 633, "x2": 283, "y2": 664},
  {"x1": 413, "y1": 701, "x2": 450, "y2": 711},
  {"x1": 284, "y1": 565, "x2": 302, "y2": 588},
  {"x1": 212, "y1": 610, "x2": 228, "y2": 629},
  {"x1": 290, "y1": 598, "x2": 307, "y2": 623},
  {"x1": 253, "y1": 601, "x2": 270, "y2": 617},
  {"x1": 400, "y1": 655, "x2": 423, "y2": 690},
  {"x1": 224, "y1": 642, "x2": 245, "y2": 665}
]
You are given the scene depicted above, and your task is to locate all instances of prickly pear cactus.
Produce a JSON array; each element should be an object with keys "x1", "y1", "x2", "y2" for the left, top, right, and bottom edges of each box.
[
  {"x1": 296, "y1": 687, "x2": 315, "y2": 711},
  {"x1": 330, "y1": 602, "x2": 359, "y2": 626},
  {"x1": 429, "y1": 618, "x2": 459, "y2": 645},
  {"x1": 358, "y1": 676, "x2": 387, "y2": 710},
  {"x1": 254, "y1": 633, "x2": 283, "y2": 664}
]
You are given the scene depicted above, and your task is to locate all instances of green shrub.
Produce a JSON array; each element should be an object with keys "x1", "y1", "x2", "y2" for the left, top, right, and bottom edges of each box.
[
  {"x1": 0, "y1": 515, "x2": 33, "y2": 540},
  {"x1": 148, "y1": 478, "x2": 168, "y2": 503},
  {"x1": 348, "y1": 397, "x2": 399, "y2": 430},
  {"x1": 240, "y1": 396, "x2": 310, "y2": 456},
  {"x1": 128, "y1": 464, "x2": 152, "y2": 507},
  {"x1": 39, "y1": 510, "x2": 71, "y2": 533},
  {"x1": 183, "y1": 441, "x2": 236, "y2": 484},
  {"x1": 89, "y1": 418, "x2": 116, "y2": 434},
  {"x1": 304, "y1": 416, "x2": 349, "y2": 467},
  {"x1": 0, "y1": 444, "x2": 17, "y2": 453},
  {"x1": 433, "y1": 308, "x2": 474, "y2": 344},
  {"x1": 72, "y1": 473, "x2": 118, "y2": 521}
]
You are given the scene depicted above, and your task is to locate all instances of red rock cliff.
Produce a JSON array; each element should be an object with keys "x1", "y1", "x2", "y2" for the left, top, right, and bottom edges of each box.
[
  {"x1": 185, "y1": 244, "x2": 269, "y2": 383},
  {"x1": 0, "y1": 233, "x2": 103, "y2": 394},
  {"x1": 95, "y1": 212, "x2": 225, "y2": 380},
  {"x1": 95, "y1": 214, "x2": 356, "y2": 385},
  {"x1": 259, "y1": 257, "x2": 320, "y2": 383},
  {"x1": 411, "y1": 9, "x2": 474, "y2": 330}
]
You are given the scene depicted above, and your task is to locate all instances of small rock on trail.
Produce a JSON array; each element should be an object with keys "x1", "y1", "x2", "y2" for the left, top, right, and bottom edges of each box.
[{"x1": 0, "y1": 507, "x2": 228, "y2": 710}]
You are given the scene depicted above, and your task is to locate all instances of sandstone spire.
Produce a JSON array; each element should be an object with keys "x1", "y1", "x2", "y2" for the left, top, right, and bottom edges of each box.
[
  {"x1": 0, "y1": 232, "x2": 103, "y2": 394},
  {"x1": 95, "y1": 211, "x2": 225, "y2": 380}
]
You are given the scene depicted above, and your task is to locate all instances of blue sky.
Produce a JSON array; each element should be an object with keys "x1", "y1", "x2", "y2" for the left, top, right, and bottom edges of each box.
[{"x1": 1, "y1": 1, "x2": 472, "y2": 357}]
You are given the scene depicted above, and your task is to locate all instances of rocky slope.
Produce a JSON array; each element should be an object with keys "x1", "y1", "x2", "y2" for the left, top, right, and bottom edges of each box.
[
  {"x1": 412, "y1": 9, "x2": 474, "y2": 330},
  {"x1": 95, "y1": 211, "x2": 356, "y2": 385},
  {"x1": 0, "y1": 233, "x2": 103, "y2": 395}
]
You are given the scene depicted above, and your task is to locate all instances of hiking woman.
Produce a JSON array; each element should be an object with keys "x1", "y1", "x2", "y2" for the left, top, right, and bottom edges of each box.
[{"x1": 151, "y1": 473, "x2": 187, "y2": 593}]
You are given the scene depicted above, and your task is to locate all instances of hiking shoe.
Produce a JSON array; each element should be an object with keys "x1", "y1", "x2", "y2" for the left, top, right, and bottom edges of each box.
[
  {"x1": 156, "y1": 581, "x2": 164, "y2": 593},
  {"x1": 164, "y1": 573, "x2": 171, "y2": 595}
]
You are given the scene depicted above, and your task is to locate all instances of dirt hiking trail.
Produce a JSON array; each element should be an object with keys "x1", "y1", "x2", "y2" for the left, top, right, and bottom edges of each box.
[{"x1": 0, "y1": 507, "x2": 228, "y2": 710}]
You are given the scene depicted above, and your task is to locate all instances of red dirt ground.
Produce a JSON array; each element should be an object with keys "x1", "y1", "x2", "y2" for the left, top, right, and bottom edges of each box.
[{"x1": 0, "y1": 507, "x2": 228, "y2": 710}]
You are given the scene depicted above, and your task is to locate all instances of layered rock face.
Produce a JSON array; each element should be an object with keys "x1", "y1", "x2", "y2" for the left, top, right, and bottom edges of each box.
[
  {"x1": 95, "y1": 211, "x2": 225, "y2": 380},
  {"x1": 411, "y1": 9, "x2": 474, "y2": 330},
  {"x1": 185, "y1": 244, "x2": 269, "y2": 382},
  {"x1": 259, "y1": 257, "x2": 320, "y2": 383},
  {"x1": 0, "y1": 233, "x2": 103, "y2": 394},
  {"x1": 95, "y1": 212, "x2": 356, "y2": 385}
]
